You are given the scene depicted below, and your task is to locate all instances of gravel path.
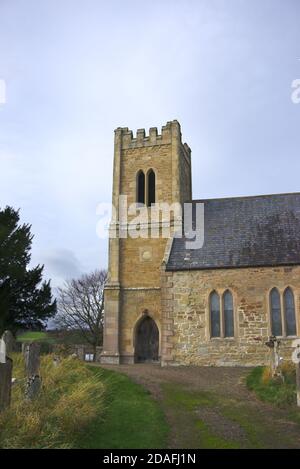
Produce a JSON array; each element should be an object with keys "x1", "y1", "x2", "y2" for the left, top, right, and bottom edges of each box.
[{"x1": 100, "y1": 364, "x2": 300, "y2": 448}]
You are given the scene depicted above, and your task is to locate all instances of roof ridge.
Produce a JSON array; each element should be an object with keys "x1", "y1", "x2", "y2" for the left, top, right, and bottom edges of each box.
[{"x1": 191, "y1": 191, "x2": 300, "y2": 203}]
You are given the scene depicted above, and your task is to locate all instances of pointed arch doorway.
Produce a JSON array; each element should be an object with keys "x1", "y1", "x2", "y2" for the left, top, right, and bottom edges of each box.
[{"x1": 134, "y1": 315, "x2": 159, "y2": 363}]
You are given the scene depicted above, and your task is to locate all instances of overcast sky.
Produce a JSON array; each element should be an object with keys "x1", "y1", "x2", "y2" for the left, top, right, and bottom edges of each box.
[{"x1": 0, "y1": 0, "x2": 299, "y2": 289}]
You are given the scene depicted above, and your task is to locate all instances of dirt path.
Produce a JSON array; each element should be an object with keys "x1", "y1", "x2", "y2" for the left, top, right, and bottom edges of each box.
[{"x1": 100, "y1": 364, "x2": 300, "y2": 449}]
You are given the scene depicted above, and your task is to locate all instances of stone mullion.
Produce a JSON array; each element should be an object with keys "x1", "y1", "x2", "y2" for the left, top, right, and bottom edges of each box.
[
  {"x1": 145, "y1": 170, "x2": 148, "y2": 207},
  {"x1": 220, "y1": 293, "x2": 225, "y2": 338}
]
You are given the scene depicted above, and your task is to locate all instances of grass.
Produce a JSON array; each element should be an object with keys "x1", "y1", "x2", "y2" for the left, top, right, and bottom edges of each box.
[
  {"x1": 4, "y1": 356, "x2": 299, "y2": 449},
  {"x1": 16, "y1": 329, "x2": 97, "y2": 347},
  {"x1": 0, "y1": 354, "x2": 106, "y2": 448},
  {"x1": 246, "y1": 365, "x2": 297, "y2": 407},
  {"x1": 78, "y1": 367, "x2": 169, "y2": 449},
  {"x1": 16, "y1": 331, "x2": 54, "y2": 343},
  {"x1": 161, "y1": 379, "x2": 300, "y2": 449},
  {"x1": 195, "y1": 420, "x2": 239, "y2": 449},
  {"x1": 0, "y1": 356, "x2": 169, "y2": 449},
  {"x1": 162, "y1": 383, "x2": 240, "y2": 449}
]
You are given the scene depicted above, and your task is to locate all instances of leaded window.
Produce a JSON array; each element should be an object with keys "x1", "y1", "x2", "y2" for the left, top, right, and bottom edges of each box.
[
  {"x1": 270, "y1": 288, "x2": 282, "y2": 336},
  {"x1": 223, "y1": 290, "x2": 234, "y2": 338},
  {"x1": 210, "y1": 291, "x2": 221, "y2": 338}
]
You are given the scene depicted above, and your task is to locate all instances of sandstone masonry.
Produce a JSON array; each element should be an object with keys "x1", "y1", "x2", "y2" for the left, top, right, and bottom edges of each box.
[{"x1": 101, "y1": 120, "x2": 300, "y2": 367}]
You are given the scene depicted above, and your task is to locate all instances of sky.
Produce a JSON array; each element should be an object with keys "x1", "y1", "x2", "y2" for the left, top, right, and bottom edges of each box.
[{"x1": 0, "y1": 0, "x2": 300, "y2": 290}]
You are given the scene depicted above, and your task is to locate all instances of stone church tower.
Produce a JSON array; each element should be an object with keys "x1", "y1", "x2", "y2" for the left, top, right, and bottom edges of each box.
[
  {"x1": 101, "y1": 120, "x2": 300, "y2": 367},
  {"x1": 101, "y1": 120, "x2": 192, "y2": 364}
]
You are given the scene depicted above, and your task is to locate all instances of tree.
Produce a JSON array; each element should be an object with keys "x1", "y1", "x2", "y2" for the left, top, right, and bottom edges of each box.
[
  {"x1": 55, "y1": 270, "x2": 107, "y2": 353},
  {"x1": 0, "y1": 206, "x2": 57, "y2": 335}
]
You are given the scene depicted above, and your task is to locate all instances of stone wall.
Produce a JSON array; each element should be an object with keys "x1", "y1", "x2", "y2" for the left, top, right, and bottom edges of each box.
[{"x1": 161, "y1": 265, "x2": 300, "y2": 366}]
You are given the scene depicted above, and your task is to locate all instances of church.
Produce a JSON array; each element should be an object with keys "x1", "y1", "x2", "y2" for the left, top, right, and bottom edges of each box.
[{"x1": 100, "y1": 120, "x2": 300, "y2": 367}]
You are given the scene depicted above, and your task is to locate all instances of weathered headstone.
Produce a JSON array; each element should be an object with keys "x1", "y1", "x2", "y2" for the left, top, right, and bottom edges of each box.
[
  {"x1": 265, "y1": 336, "x2": 281, "y2": 377},
  {"x1": 76, "y1": 345, "x2": 85, "y2": 361},
  {"x1": 2, "y1": 330, "x2": 15, "y2": 356},
  {"x1": 24, "y1": 342, "x2": 40, "y2": 377},
  {"x1": 53, "y1": 355, "x2": 60, "y2": 367},
  {"x1": 23, "y1": 342, "x2": 41, "y2": 400},
  {"x1": 0, "y1": 339, "x2": 13, "y2": 411},
  {"x1": 296, "y1": 362, "x2": 300, "y2": 407},
  {"x1": 25, "y1": 375, "x2": 42, "y2": 400},
  {"x1": 0, "y1": 338, "x2": 6, "y2": 364}
]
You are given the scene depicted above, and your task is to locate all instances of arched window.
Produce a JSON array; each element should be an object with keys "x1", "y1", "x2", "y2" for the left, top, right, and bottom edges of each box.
[
  {"x1": 284, "y1": 288, "x2": 296, "y2": 336},
  {"x1": 147, "y1": 169, "x2": 155, "y2": 206},
  {"x1": 210, "y1": 291, "x2": 220, "y2": 338},
  {"x1": 223, "y1": 290, "x2": 234, "y2": 337},
  {"x1": 270, "y1": 288, "x2": 282, "y2": 336},
  {"x1": 137, "y1": 170, "x2": 145, "y2": 205}
]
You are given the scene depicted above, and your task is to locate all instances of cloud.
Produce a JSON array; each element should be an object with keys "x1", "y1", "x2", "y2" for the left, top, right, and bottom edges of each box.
[
  {"x1": 40, "y1": 248, "x2": 83, "y2": 288},
  {"x1": 0, "y1": 0, "x2": 300, "y2": 293}
]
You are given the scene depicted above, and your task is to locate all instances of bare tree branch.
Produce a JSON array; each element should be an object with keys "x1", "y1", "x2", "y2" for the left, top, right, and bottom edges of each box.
[{"x1": 54, "y1": 269, "x2": 107, "y2": 351}]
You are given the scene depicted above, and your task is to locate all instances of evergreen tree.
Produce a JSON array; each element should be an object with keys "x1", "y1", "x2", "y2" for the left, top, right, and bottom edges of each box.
[{"x1": 0, "y1": 206, "x2": 56, "y2": 335}]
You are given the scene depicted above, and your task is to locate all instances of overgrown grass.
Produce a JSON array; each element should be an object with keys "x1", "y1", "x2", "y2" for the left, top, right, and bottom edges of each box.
[
  {"x1": 78, "y1": 367, "x2": 169, "y2": 449},
  {"x1": 0, "y1": 357, "x2": 169, "y2": 449},
  {"x1": 0, "y1": 354, "x2": 105, "y2": 448},
  {"x1": 246, "y1": 364, "x2": 297, "y2": 407}
]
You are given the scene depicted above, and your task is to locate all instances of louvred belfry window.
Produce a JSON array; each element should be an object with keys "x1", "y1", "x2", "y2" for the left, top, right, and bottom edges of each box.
[
  {"x1": 147, "y1": 169, "x2": 155, "y2": 206},
  {"x1": 137, "y1": 170, "x2": 145, "y2": 205}
]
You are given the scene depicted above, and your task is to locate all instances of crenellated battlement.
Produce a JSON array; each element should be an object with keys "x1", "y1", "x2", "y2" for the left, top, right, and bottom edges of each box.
[{"x1": 115, "y1": 120, "x2": 191, "y2": 154}]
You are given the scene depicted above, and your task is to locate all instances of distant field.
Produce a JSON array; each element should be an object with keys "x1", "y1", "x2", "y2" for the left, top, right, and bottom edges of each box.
[
  {"x1": 16, "y1": 330, "x2": 94, "y2": 345},
  {"x1": 16, "y1": 331, "x2": 54, "y2": 343}
]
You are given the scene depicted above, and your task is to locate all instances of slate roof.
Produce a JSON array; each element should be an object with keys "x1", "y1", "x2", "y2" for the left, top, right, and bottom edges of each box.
[{"x1": 166, "y1": 193, "x2": 300, "y2": 271}]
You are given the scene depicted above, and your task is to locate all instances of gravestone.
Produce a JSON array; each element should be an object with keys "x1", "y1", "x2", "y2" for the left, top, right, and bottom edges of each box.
[
  {"x1": 76, "y1": 345, "x2": 85, "y2": 361},
  {"x1": 0, "y1": 339, "x2": 13, "y2": 411},
  {"x1": 23, "y1": 342, "x2": 41, "y2": 400},
  {"x1": 25, "y1": 375, "x2": 42, "y2": 400},
  {"x1": 291, "y1": 339, "x2": 300, "y2": 406},
  {"x1": 297, "y1": 362, "x2": 300, "y2": 407},
  {"x1": 265, "y1": 336, "x2": 281, "y2": 377},
  {"x1": 24, "y1": 342, "x2": 40, "y2": 377},
  {"x1": 0, "y1": 338, "x2": 5, "y2": 364},
  {"x1": 2, "y1": 330, "x2": 15, "y2": 356},
  {"x1": 53, "y1": 355, "x2": 61, "y2": 367}
]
